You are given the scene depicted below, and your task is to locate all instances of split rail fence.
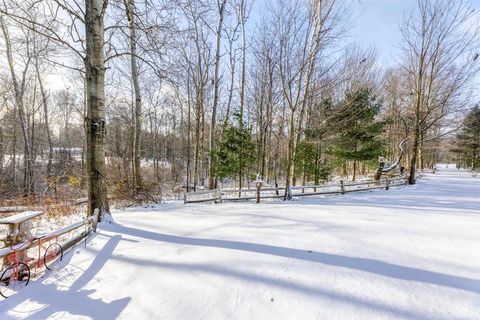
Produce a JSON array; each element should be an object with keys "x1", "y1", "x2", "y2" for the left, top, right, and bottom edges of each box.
[
  {"x1": 184, "y1": 176, "x2": 408, "y2": 204},
  {"x1": 0, "y1": 212, "x2": 98, "y2": 272}
]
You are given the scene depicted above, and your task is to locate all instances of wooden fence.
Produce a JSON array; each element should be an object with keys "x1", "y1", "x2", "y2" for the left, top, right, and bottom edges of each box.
[
  {"x1": 0, "y1": 212, "x2": 98, "y2": 269},
  {"x1": 184, "y1": 187, "x2": 287, "y2": 204},
  {"x1": 184, "y1": 176, "x2": 408, "y2": 204}
]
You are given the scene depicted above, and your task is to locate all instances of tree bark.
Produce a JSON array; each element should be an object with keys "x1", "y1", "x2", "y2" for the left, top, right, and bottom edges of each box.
[
  {"x1": 208, "y1": 0, "x2": 227, "y2": 190},
  {"x1": 85, "y1": 0, "x2": 109, "y2": 219},
  {"x1": 409, "y1": 125, "x2": 420, "y2": 184},
  {"x1": 284, "y1": 111, "x2": 295, "y2": 200},
  {"x1": 124, "y1": 0, "x2": 143, "y2": 193},
  {"x1": 238, "y1": 0, "x2": 246, "y2": 127},
  {"x1": 236, "y1": 0, "x2": 247, "y2": 194}
]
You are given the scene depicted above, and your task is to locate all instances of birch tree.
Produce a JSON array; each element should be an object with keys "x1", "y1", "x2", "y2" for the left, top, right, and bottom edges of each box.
[{"x1": 85, "y1": 0, "x2": 110, "y2": 217}]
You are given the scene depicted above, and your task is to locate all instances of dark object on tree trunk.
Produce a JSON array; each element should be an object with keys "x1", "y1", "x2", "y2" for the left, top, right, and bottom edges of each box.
[{"x1": 85, "y1": 0, "x2": 110, "y2": 219}]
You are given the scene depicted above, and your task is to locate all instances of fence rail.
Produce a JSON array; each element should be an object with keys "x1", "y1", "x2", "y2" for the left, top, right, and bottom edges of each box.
[
  {"x1": 0, "y1": 212, "x2": 98, "y2": 262},
  {"x1": 184, "y1": 176, "x2": 407, "y2": 204},
  {"x1": 184, "y1": 186, "x2": 286, "y2": 203}
]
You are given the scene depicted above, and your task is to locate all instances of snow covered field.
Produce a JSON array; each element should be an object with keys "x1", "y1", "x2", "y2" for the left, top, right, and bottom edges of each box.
[{"x1": 1, "y1": 166, "x2": 479, "y2": 319}]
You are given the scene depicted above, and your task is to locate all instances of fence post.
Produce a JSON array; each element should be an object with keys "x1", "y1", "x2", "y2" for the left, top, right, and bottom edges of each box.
[
  {"x1": 183, "y1": 192, "x2": 187, "y2": 204},
  {"x1": 256, "y1": 183, "x2": 261, "y2": 204},
  {"x1": 385, "y1": 177, "x2": 390, "y2": 190},
  {"x1": 340, "y1": 180, "x2": 345, "y2": 195},
  {"x1": 219, "y1": 188, "x2": 223, "y2": 203}
]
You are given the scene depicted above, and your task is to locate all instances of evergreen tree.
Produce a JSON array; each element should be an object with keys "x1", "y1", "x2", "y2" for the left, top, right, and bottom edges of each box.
[
  {"x1": 453, "y1": 106, "x2": 480, "y2": 170},
  {"x1": 294, "y1": 135, "x2": 332, "y2": 183},
  {"x1": 295, "y1": 141, "x2": 332, "y2": 182},
  {"x1": 327, "y1": 88, "x2": 385, "y2": 180},
  {"x1": 212, "y1": 114, "x2": 255, "y2": 183},
  {"x1": 294, "y1": 140, "x2": 317, "y2": 183},
  {"x1": 294, "y1": 98, "x2": 334, "y2": 185}
]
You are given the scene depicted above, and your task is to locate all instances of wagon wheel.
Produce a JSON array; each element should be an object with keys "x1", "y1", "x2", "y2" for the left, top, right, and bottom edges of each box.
[
  {"x1": 43, "y1": 242, "x2": 64, "y2": 271},
  {"x1": 0, "y1": 262, "x2": 30, "y2": 298}
]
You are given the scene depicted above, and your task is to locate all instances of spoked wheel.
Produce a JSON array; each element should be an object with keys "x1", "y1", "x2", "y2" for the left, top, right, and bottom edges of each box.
[
  {"x1": 0, "y1": 262, "x2": 31, "y2": 298},
  {"x1": 43, "y1": 243, "x2": 64, "y2": 271}
]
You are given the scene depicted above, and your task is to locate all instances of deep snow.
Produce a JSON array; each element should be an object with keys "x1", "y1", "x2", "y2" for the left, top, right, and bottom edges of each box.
[{"x1": 1, "y1": 166, "x2": 479, "y2": 319}]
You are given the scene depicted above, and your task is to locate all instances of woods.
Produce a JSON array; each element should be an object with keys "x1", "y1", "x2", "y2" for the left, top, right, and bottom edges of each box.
[{"x1": 0, "y1": 0, "x2": 478, "y2": 208}]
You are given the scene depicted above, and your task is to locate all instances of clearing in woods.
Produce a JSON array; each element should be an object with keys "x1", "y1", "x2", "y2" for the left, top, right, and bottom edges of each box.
[{"x1": 1, "y1": 165, "x2": 479, "y2": 319}]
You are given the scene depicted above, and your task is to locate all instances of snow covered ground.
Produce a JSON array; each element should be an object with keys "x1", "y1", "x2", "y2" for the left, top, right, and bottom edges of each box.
[{"x1": 1, "y1": 166, "x2": 479, "y2": 319}]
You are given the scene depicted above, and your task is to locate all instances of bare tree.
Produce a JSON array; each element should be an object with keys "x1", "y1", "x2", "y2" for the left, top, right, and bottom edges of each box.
[
  {"x1": 32, "y1": 32, "x2": 54, "y2": 177},
  {"x1": 0, "y1": 14, "x2": 34, "y2": 195},
  {"x1": 221, "y1": 15, "x2": 240, "y2": 133},
  {"x1": 181, "y1": 1, "x2": 212, "y2": 191},
  {"x1": 273, "y1": 0, "x2": 345, "y2": 198},
  {"x1": 207, "y1": 0, "x2": 227, "y2": 190},
  {"x1": 124, "y1": 0, "x2": 143, "y2": 192},
  {"x1": 236, "y1": 0, "x2": 251, "y2": 192},
  {"x1": 237, "y1": 0, "x2": 248, "y2": 126},
  {"x1": 250, "y1": 16, "x2": 278, "y2": 182},
  {"x1": 401, "y1": 0, "x2": 480, "y2": 184}
]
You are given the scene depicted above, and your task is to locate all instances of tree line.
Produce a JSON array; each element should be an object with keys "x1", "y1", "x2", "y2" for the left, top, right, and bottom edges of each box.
[{"x1": 0, "y1": 0, "x2": 478, "y2": 216}]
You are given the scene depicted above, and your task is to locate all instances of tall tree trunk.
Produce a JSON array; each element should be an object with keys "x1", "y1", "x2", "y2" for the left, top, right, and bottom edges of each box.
[
  {"x1": 221, "y1": 30, "x2": 237, "y2": 135},
  {"x1": 261, "y1": 65, "x2": 274, "y2": 180},
  {"x1": 284, "y1": 111, "x2": 296, "y2": 200},
  {"x1": 186, "y1": 78, "x2": 192, "y2": 192},
  {"x1": 237, "y1": 0, "x2": 247, "y2": 193},
  {"x1": 353, "y1": 160, "x2": 357, "y2": 181},
  {"x1": 12, "y1": 100, "x2": 17, "y2": 189},
  {"x1": 409, "y1": 125, "x2": 420, "y2": 185},
  {"x1": 0, "y1": 15, "x2": 33, "y2": 196},
  {"x1": 419, "y1": 132, "x2": 424, "y2": 170},
  {"x1": 190, "y1": 7, "x2": 205, "y2": 191},
  {"x1": 353, "y1": 142, "x2": 358, "y2": 181},
  {"x1": 239, "y1": 0, "x2": 246, "y2": 127},
  {"x1": 208, "y1": 0, "x2": 227, "y2": 190},
  {"x1": 85, "y1": 0, "x2": 109, "y2": 219},
  {"x1": 35, "y1": 59, "x2": 53, "y2": 177},
  {"x1": 409, "y1": 60, "x2": 423, "y2": 185},
  {"x1": 193, "y1": 95, "x2": 201, "y2": 191},
  {"x1": 124, "y1": 0, "x2": 143, "y2": 193},
  {"x1": 200, "y1": 104, "x2": 205, "y2": 187},
  {"x1": 472, "y1": 151, "x2": 477, "y2": 170}
]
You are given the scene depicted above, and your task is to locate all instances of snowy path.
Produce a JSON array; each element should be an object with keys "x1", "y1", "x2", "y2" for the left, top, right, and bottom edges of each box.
[{"x1": 1, "y1": 167, "x2": 479, "y2": 319}]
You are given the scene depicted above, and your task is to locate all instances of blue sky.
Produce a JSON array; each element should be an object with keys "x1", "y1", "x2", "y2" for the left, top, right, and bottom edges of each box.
[
  {"x1": 252, "y1": 0, "x2": 480, "y2": 68},
  {"x1": 349, "y1": 0, "x2": 418, "y2": 67},
  {"x1": 350, "y1": 0, "x2": 478, "y2": 67}
]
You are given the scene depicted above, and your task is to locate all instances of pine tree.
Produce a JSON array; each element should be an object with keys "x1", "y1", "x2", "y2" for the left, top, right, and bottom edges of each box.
[
  {"x1": 328, "y1": 88, "x2": 385, "y2": 180},
  {"x1": 294, "y1": 98, "x2": 334, "y2": 185},
  {"x1": 212, "y1": 114, "x2": 255, "y2": 183},
  {"x1": 294, "y1": 136, "x2": 332, "y2": 184},
  {"x1": 453, "y1": 106, "x2": 480, "y2": 170}
]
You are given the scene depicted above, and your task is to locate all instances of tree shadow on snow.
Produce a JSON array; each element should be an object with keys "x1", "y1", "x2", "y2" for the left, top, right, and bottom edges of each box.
[
  {"x1": 103, "y1": 223, "x2": 480, "y2": 295},
  {"x1": 103, "y1": 257, "x2": 453, "y2": 320},
  {"x1": 1, "y1": 234, "x2": 131, "y2": 319},
  {"x1": 296, "y1": 181, "x2": 480, "y2": 213}
]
